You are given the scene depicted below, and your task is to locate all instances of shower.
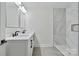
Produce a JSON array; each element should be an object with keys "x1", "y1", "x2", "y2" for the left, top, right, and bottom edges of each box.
[{"x1": 53, "y1": 2, "x2": 78, "y2": 56}]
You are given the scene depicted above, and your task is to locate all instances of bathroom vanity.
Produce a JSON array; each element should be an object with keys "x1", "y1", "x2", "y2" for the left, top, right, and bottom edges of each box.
[
  {"x1": 5, "y1": 31, "x2": 34, "y2": 56},
  {"x1": 4, "y1": 2, "x2": 35, "y2": 56}
]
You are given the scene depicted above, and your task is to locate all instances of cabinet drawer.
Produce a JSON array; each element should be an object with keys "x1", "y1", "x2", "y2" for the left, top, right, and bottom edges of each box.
[
  {"x1": 7, "y1": 40, "x2": 28, "y2": 46},
  {"x1": 6, "y1": 46, "x2": 28, "y2": 56}
]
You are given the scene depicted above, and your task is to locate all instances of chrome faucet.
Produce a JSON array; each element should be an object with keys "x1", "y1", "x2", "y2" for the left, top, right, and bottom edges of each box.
[{"x1": 12, "y1": 31, "x2": 20, "y2": 37}]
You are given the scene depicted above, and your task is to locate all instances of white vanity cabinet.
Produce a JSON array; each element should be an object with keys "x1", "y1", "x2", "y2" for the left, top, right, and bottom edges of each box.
[
  {"x1": 6, "y1": 2, "x2": 20, "y2": 27},
  {"x1": 0, "y1": 43, "x2": 7, "y2": 56},
  {"x1": 6, "y1": 35, "x2": 34, "y2": 56}
]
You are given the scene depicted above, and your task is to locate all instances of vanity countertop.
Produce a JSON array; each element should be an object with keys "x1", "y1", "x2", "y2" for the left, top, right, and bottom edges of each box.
[{"x1": 5, "y1": 31, "x2": 34, "y2": 40}]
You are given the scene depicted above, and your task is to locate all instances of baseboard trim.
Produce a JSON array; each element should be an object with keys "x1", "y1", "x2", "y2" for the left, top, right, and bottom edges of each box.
[{"x1": 34, "y1": 44, "x2": 53, "y2": 47}]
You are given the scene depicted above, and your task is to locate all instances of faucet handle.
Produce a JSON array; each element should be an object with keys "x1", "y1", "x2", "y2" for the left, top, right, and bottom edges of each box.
[
  {"x1": 22, "y1": 30, "x2": 26, "y2": 34},
  {"x1": 12, "y1": 33, "x2": 15, "y2": 37},
  {"x1": 15, "y1": 31, "x2": 20, "y2": 36}
]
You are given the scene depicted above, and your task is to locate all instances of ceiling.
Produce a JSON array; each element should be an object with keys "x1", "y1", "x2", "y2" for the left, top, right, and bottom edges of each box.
[{"x1": 23, "y1": 2, "x2": 74, "y2": 8}]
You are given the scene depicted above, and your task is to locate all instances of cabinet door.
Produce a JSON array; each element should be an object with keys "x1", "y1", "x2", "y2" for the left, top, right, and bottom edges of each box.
[
  {"x1": 6, "y1": 2, "x2": 20, "y2": 27},
  {"x1": 6, "y1": 40, "x2": 28, "y2": 56},
  {"x1": 0, "y1": 43, "x2": 7, "y2": 56}
]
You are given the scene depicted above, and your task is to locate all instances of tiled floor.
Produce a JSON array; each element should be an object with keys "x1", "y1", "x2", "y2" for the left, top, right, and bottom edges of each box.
[{"x1": 33, "y1": 47, "x2": 64, "y2": 56}]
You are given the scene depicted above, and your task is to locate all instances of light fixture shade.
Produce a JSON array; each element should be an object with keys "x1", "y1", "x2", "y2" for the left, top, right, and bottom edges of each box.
[
  {"x1": 21, "y1": 6, "x2": 27, "y2": 13},
  {"x1": 14, "y1": 2, "x2": 21, "y2": 6},
  {"x1": 14, "y1": 2, "x2": 27, "y2": 14}
]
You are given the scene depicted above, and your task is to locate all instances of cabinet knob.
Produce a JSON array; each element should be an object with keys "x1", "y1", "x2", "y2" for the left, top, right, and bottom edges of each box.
[
  {"x1": 30, "y1": 46, "x2": 32, "y2": 48},
  {"x1": 0, "y1": 39, "x2": 7, "y2": 46},
  {"x1": 30, "y1": 40, "x2": 32, "y2": 48}
]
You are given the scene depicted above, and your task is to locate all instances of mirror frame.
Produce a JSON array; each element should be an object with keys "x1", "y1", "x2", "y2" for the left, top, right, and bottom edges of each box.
[{"x1": 5, "y1": 2, "x2": 21, "y2": 28}]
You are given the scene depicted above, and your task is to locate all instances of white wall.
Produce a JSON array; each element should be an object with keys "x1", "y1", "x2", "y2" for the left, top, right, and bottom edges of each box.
[
  {"x1": 0, "y1": 2, "x2": 6, "y2": 43},
  {"x1": 25, "y1": 7, "x2": 53, "y2": 47},
  {"x1": 0, "y1": 2, "x2": 6, "y2": 56}
]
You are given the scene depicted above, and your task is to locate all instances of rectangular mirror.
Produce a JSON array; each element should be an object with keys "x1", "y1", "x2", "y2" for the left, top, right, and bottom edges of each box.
[{"x1": 5, "y1": 2, "x2": 20, "y2": 28}]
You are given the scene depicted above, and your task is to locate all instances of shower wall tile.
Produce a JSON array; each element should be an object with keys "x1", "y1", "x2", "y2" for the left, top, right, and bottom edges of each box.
[
  {"x1": 66, "y1": 2, "x2": 78, "y2": 50},
  {"x1": 53, "y1": 8, "x2": 66, "y2": 45}
]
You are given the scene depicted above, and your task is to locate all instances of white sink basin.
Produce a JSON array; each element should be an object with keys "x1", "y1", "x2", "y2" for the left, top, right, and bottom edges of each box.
[{"x1": 6, "y1": 31, "x2": 34, "y2": 40}]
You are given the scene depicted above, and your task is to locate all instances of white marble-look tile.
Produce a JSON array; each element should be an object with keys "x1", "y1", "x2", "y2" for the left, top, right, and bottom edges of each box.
[
  {"x1": 53, "y1": 8, "x2": 66, "y2": 46},
  {"x1": 66, "y1": 2, "x2": 78, "y2": 51}
]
